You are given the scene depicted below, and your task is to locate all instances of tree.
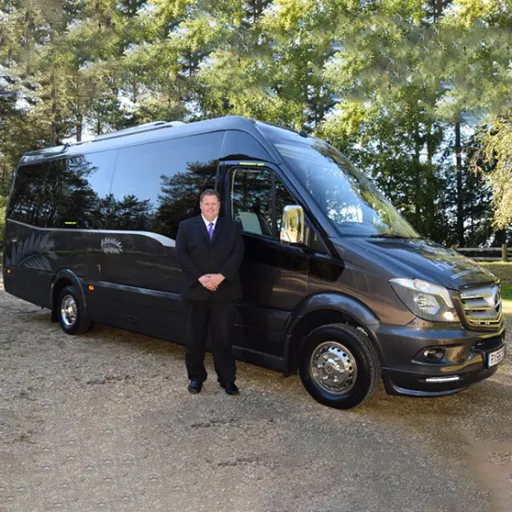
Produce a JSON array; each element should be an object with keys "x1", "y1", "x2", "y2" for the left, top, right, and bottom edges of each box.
[
  {"x1": 1, "y1": 0, "x2": 511, "y2": 249},
  {"x1": 441, "y1": 0, "x2": 512, "y2": 235},
  {"x1": 322, "y1": 1, "x2": 452, "y2": 240},
  {"x1": 475, "y1": 118, "x2": 512, "y2": 231},
  {"x1": 0, "y1": 194, "x2": 7, "y2": 250}
]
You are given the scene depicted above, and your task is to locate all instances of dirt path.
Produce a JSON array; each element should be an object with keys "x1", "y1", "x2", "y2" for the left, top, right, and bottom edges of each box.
[{"x1": 1, "y1": 279, "x2": 511, "y2": 512}]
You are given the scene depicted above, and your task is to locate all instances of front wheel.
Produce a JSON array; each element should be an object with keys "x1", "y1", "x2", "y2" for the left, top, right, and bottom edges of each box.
[
  {"x1": 57, "y1": 285, "x2": 93, "y2": 335},
  {"x1": 299, "y1": 323, "x2": 381, "y2": 409}
]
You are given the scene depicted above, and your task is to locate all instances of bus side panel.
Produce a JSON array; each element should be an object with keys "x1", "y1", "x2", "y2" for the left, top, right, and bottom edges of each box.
[
  {"x1": 4, "y1": 266, "x2": 52, "y2": 308},
  {"x1": 3, "y1": 221, "x2": 53, "y2": 308},
  {"x1": 84, "y1": 282, "x2": 186, "y2": 343}
]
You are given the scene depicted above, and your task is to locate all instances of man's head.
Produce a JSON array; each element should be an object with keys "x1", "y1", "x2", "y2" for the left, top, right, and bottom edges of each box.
[{"x1": 200, "y1": 189, "x2": 221, "y2": 222}]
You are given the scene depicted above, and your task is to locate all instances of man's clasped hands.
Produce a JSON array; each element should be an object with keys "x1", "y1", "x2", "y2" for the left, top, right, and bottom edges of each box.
[{"x1": 198, "y1": 274, "x2": 225, "y2": 292}]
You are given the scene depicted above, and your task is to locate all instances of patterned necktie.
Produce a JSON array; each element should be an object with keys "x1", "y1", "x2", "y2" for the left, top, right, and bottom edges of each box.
[{"x1": 208, "y1": 222, "x2": 214, "y2": 240}]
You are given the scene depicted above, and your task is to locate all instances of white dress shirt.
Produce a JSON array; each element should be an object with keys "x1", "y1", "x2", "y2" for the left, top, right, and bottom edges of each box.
[{"x1": 201, "y1": 215, "x2": 218, "y2": 234}]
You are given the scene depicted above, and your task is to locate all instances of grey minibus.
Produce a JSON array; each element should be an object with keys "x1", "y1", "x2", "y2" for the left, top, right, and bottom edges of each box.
[{"x1": 3, "y1": 116, "x2": 506, "y2": 408}]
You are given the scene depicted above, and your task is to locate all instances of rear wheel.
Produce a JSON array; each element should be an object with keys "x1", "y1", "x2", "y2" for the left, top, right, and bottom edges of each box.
[
  {"x1": 299, "y1": 323, "x2": 381, "y2": 409},
  {"x1": 57, "y1": 285, "x2": 93, "y2": 335}
]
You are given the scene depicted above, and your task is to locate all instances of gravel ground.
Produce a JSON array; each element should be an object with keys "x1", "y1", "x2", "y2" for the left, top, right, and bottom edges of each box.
[{"x1": 1, "y1": 276, "x2": 511, "y2": 512}]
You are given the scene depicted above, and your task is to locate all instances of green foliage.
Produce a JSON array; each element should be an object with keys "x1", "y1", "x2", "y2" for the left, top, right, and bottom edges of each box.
[
  {"x1": 0, "y1": 195, "x2": 7, "y2": 249},
  {"x1": 476, "y1": 117, "x2": 512, "y2": 230},
  {"x1": 1, "y1": 0, "x2": 511, "y2": 246}
]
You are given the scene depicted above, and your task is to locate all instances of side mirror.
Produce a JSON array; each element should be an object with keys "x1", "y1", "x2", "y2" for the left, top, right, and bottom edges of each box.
[{"x1": 280, "y1": 205, "x2": 304, "y2": 244}]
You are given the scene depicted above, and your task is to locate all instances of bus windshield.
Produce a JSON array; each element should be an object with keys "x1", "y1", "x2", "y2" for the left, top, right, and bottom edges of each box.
[{"x1": 272, "y1": 138, "x2": 420, "y2": 238}]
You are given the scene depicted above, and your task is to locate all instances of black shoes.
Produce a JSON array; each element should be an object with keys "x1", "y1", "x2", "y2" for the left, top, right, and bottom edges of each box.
[
  {"x1": 222, "y1": 381, "x2": 239, "y2": 395},
  {"x1": 188, "y1": 379, "x2": 239, "y2": 395},
  {"x1": 188, "y1": 380, "x2": 202, "y2": 394}
]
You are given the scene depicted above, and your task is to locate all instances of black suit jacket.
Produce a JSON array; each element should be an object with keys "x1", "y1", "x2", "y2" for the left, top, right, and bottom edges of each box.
[{"x1": 176, "y1": 215, "x2": 244, "y2": 301}]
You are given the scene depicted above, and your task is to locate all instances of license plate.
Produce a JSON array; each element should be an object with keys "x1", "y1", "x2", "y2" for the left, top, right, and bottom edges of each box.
[{"x1": 488, "y1": 346, "x2": 506, "y2": 367}]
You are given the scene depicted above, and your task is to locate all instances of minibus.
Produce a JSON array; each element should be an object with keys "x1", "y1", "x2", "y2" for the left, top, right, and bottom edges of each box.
[{"x1": 3, "y1": 116, "x2": 506, "y2": 408}]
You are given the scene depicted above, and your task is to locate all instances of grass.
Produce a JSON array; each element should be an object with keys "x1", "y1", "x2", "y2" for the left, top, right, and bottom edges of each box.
[
  {"x1": 480, "y1": 261, "x2": 512, "y2": 280},
  {"x1": 480, "y1": 262, "x2": 512, "y2": 299},
  {"x1": 501, "y1": 284, "x2": 512, "y2": 302},
  {"x1": 480, "y1": 263, "x2": 512, "y2": 329}
]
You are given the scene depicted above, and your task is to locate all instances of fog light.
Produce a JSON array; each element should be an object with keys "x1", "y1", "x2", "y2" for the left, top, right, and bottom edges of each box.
[
  {"x1": 423, "y1": 348, "x2": 445, "y2": 361},
  {"x1": 425, "y1": 376, "x2": 460, "y2": 383}
]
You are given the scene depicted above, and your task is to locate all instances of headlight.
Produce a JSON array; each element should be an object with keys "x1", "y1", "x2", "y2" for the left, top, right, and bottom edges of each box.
[{"x1": 390, "y1": 278, "x2": 459, "y2": 323}]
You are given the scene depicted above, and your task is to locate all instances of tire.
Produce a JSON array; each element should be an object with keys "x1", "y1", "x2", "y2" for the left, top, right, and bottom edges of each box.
[
  {"x1": 57, "y1": 285, "x2": 93, "y2": 335},
  {"x1": 299, "y1": 323, "x2": 381, "y2": 409}
]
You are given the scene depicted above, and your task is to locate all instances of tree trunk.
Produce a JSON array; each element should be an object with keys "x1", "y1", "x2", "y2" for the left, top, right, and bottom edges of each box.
[
  {"x1": 455, "y1": 122, "x2": 464, "y2": 246},
  {"x1": 50, "y1": 69, "x2": 57, "y2": 145},
  {"x1": 493, "y1": 229, "x2": 506, "y2": 246},
  {"x1": 76, "y1": 116, "x2": 82, "y2": 142},
  {"x1": 75, "y1": 69, "x2": 82, "y2": 142},
  {"x1": 432, "y1": 0, "x2": 445, "y2": 20},
  {"x1": 413, "y1": 123, "x2": 422, "y2": 233},
  {"x1": 425, "y1": 123, "x2": 435, "y2": 237},
  {"x1": 436, "y1": 0, "x2": 444, "y2": 19}
]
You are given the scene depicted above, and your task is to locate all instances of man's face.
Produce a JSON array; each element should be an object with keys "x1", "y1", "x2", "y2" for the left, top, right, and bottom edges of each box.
[{"x1": 200, "y1": 194, "x2": 220, "y2": 222}]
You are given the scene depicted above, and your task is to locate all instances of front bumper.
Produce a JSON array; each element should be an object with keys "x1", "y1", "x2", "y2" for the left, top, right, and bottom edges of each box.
[
  {"x1": 383, "y1": 362, "x2": 501, "y2": 396},
  {"x1": 372, "y1": 320, "x2": 506, "y2": 397}
]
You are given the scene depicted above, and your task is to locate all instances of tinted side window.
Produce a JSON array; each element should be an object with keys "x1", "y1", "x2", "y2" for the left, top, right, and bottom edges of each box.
[
  {"x1": 231, "y1": 168, "x2": 297, "y2": 239},
  {"x1": 275, "y1": 178, "x2": 297, "y2": 234},
  {"x1": 47, "y1": 152, "x2": 116, "y2": 228},
  {"x1": 8, "y1": 152, "x2": 116, "y2": 229},
  {"x1": 232, "y1": 168, "x2": 273, "y2": 237},
  {"x1": 109, "y1": 132, "x2": 223, "y2": 237},
  {"x1": 7, "y1": 163, "x2": 51, "y2": 226},
  {"x1": 221, "y1": 130, "x2": 272, "y2": 161}
]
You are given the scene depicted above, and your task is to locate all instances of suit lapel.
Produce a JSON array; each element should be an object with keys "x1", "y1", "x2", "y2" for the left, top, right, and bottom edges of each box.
[
  {"x1": 196, "y1": 216, "x2": 210, "y2": 245},
  {"x1": 211, "y1": 217, "x2": 225, "y2": 245}
]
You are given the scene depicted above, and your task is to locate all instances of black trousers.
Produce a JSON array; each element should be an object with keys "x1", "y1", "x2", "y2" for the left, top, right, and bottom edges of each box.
[{"x1": 185, "y1": 299, "x2": 236, "y2": 384}]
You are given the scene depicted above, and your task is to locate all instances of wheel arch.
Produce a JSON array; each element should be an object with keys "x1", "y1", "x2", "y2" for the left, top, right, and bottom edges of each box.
[
  {"x1": 283, "y1": 292, "x2": 383, "y2": 376},
  {"x1": 50, "y1": 269, "x2": 86, "y2": 322}
]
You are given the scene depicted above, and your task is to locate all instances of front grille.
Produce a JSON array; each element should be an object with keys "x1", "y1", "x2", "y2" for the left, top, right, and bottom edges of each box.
[
  {"x1": 460, "y1": 284, "x2": 502, "y2": 328},
  {"x1": 473, "y1": 335, "x2": 504, "y2": 352}
]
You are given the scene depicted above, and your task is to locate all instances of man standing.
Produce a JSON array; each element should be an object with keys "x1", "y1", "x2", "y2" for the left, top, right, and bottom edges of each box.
[{"x1": 176, "y1": 190, "x2": 244, "y2": 395}]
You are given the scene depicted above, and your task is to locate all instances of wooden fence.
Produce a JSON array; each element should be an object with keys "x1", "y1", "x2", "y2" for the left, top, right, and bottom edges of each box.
[{"x1": 455, "y1": 244, "x2": 509, "y2": 262}]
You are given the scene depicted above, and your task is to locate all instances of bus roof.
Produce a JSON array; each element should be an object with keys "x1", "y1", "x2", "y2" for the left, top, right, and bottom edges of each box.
[{"x1": 19, "y1": 116, "x2": 308, "y2": 165}]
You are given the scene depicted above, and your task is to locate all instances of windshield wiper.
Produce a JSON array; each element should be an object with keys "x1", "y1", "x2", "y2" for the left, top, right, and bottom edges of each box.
[{"x1": 369, "y1": 233, "x2": 415, "y2": 239}]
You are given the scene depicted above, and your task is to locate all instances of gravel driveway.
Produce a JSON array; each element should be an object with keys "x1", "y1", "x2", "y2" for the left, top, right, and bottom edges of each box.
[{"x1": 1, "y1": 277, "x2": 511, "y2": 512}]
